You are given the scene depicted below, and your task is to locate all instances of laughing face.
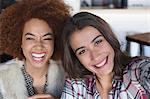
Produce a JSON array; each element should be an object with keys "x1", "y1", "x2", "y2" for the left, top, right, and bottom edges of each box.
[
  {"x1": 21, "y1": 18, "x2": 54, "y2": 68},
  {"x1": 70, "y1": 26, "x2": 115, "y2": 77}
]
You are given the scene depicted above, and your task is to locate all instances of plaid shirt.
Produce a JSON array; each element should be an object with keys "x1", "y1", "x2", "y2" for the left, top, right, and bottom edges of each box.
[{"x1": 61, "y1": 57, "x2": 150, "y2": 99}]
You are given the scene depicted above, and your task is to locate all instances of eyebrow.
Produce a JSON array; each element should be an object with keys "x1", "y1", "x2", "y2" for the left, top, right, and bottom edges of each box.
[
  {"x1": 74, "y1": 35, "x2": 103, "y2": 54},
  {"x1": 74, "y1": 46, "x2": 85, "y2": 54},
  {"x1": 91, "y1": 35, "x2": 102, "y2": 43},
  {"x1": 25, "y1": 32, "x2": 34, "y2": 36},
  {"x1": 25, "y1": 32, "x2": 53, "y2": 37},
  {"x1": 43, "y1": 32, "x2": 53, "y2": 37}
]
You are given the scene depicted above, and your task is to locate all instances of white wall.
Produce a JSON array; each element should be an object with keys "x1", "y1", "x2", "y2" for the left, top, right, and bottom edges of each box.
[
  {"x1": 64, "y1": 0, "x2": 80, "y2": 15},
  {"x1": 80, "y1": 9, "x2": 150, "y2": 56}
]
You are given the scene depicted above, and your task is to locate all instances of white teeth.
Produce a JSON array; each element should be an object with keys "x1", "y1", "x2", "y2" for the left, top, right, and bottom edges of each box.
[
  {"x1": 32, "y1": 53, "x2": 45, "y2": 58},
  {"x1": 33, "y1": 57, "x2": 43, "y2": 61},
  {"x1": 95, "y1": 58, "x2": 107, "y2": 68}
]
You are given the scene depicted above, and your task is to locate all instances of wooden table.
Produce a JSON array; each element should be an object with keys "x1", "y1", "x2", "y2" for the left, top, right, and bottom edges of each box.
[{"x1": 126, "y1": 33, "x2": 150, "y2": 56}]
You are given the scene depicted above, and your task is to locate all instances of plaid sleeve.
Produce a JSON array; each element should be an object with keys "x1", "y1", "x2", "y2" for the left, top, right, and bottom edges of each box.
[
  {"x1": 61, "y1": 77, "x2": 93, "y2": 99},
  {"x1": 138, "y1": 57, "x2": 150, "y2": 94},
  {"x1": 128, "y1": 57, "x2": 150, "y2": 94},
  {"x1": 121, "y1": 57, "x2": 150, "y2": 98},
  {"x1": 61, "y1": 78, "x2": 88, "y2": 99},
  {"x1": 61, "y1": 79, "x2": 77, "y2": 99}
]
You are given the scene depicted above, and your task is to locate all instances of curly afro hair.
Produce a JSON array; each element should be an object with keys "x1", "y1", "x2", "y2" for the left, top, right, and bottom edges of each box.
[{"x1": 0, "y1": 0, "x2": 70, "y2": 60}]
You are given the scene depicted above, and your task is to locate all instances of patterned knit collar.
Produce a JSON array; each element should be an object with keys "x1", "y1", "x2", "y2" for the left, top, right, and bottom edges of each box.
[{"x1": 21, "y1": 65, "x2": 48, "y2": 96}]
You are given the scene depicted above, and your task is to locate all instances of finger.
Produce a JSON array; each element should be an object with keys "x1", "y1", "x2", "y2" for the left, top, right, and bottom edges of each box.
[{"x1": 28, "y1": 94, "x2": 53, "y2": 99}]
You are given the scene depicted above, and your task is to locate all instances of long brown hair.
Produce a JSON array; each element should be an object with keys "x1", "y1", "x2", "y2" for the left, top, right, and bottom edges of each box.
[{"x1": 61, "y1": 12, "x2": 132, "y2": 79}]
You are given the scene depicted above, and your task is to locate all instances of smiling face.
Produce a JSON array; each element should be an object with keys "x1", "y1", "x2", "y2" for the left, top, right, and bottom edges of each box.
[
  {"x1": 70, "y1": 26, "x2": 115, "y2": 78},
  {"x1": 21, "y1": 18, "x2": 54, "y2": 68}
]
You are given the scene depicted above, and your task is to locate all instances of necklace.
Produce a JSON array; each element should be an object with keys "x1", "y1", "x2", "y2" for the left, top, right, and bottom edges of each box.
[
  {"x1": 34, "y1": 74, "x2": 48, "y2": 94},
  {"x1": 21, "y1": 65, "x2": 48, "y2": 96}
]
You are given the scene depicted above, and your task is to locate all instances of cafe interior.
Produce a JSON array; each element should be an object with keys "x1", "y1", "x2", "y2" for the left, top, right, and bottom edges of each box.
[{"x1": 0, "y1": 0, "x2": 150, "y2": 63}]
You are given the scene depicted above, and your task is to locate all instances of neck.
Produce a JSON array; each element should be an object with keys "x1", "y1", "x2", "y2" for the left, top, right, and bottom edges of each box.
[
  {"x1": 96, "y1": 72, "x2": 114, "y2": 94},
  {"x1": 25, "y1": 63, "x2": 49, "y2": 79}
]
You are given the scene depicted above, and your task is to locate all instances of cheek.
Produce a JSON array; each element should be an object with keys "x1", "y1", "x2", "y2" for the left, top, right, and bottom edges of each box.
[
  {"x1": 21, "y1": 39, "x2": 33, "y2": 49},
  {"x1": 108, "y1": 45, "x2": 115, "y2": 57},
  {"x1": 21, "y1": 44, "x2": 32, "y2": 56},
  {"x1": 21, "y1": 44, "x2": 31, "y2": 59},
  {"x1": 77, "y1": 55, "x2": 90, "y2": 68},
  {"x1": 46, "y1": 42, "x2": 54, "y2": 52},
  {"x1": 103, "y1": 42, "x2": 114, "y2": 53}
]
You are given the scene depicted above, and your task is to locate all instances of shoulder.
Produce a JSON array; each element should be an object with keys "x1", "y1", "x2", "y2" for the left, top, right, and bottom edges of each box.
[
  {"x1": 65, "y1": 75, "x2": 95, "y2": 91},
  {"x1": 0, "y1": 59, "x2": 27, "y2": 98},
  {"x1": 123, "y1": 56, "x2": 150, "y2": 94},
  {"x1": 48, "y1": 60, "x2": 64, "y2": 78},
  {"x1": 0, "y1": 59, "x2": 24, "y2": 77},
  {"x1": 61, "y1": 75, "x2": 95, "y2": 98},
  {"x1": 125, "y1": 56, "x2": 150, "y2": 70},
  {"x1": 46, "y1": 60, "x2": 65, "y2": 97},
  {"x1": 48, "y1": 59, "x2": 63, "y2": 71},
  {"x1": 124, "y1": 56, "x2": 150, "y2": 76},
  {"x1": 47, "y1": 59, "x2": 65, "y2": 82}
]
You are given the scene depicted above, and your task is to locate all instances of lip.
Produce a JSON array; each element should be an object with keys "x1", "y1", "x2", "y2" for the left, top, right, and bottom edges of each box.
[
  {"x1": 32, "y1": 57, "x2": 45, "y2": 63},
  {"x1": 93, "y1": 56, "x2": 108, "y2": 68},
  {"x1": 32, "y1": 52, "x2": 46, "y2": 55},
  {"x1": 31, "y1": 52, "x2": 46, "y2": 63}
]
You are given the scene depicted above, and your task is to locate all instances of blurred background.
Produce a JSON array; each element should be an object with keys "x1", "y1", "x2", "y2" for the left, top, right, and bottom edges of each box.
[
  {"x1": 61, "y1": 0, "x2": 150, "y2": 57},
  {"x1": 0, "y1": 0, "x2": 150, "y2": 63}
]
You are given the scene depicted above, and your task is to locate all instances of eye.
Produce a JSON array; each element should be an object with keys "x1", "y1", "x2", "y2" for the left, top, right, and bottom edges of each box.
[
  {"x1": 26, "y1": 37, "x2": 34, "y2": 40},
  {"x1": 43, "y1": 35, "x2": 54, "y2": 41},
  {"x1": 94, "y1": 39, "x2": 102, "y2": 46},
  {"x1": 43, "y1": 33, "x2": 54, "y2": 41},
  {"x1": 44, "y1": 38, "x2": 53, "y2": 40},
  {"x1": 78, "y1": 49, "x2": 87, "y2": 55}
]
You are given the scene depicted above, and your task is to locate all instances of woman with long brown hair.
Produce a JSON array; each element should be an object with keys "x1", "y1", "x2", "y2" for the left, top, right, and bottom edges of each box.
[{"x1": 60, "y1": 12, "x2": 150, "y2": 99}]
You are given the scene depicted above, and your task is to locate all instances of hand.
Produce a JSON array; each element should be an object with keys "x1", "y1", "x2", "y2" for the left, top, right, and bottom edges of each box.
[{"x1": 28, "y1": 94, "x2": 54, "y2": 99}]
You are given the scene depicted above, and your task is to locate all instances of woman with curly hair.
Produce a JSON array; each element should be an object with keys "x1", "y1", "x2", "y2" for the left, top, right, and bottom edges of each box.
[{"x1": 0, "y1": 0, "x2": 70, "y2": 98}]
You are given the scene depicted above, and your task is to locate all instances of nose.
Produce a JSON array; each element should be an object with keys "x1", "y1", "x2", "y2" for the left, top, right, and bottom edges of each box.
[
  {"x1": 89, "y1": 47, "x2": 99, "y2": 60},
  {"x1": 35, "y1": 40, "x2": 43, "y2": 50}
]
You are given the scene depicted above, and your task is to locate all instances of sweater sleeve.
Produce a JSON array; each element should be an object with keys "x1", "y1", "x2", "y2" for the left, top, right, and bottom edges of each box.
[{"x1": 0, "y1": 79, "x2": 4, "y2": 99}]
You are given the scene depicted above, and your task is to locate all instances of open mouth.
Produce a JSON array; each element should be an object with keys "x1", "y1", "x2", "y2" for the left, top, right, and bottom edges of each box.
[
  {"x1": 31, "y1": 52, "x2": 46, "y2": 62},
  {"x1": 94, "y1": 56, "x2": 108, "y2": 68}
]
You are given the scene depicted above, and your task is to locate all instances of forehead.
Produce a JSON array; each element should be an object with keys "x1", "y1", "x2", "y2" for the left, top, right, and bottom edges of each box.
[
  {"x1": 70, "y1": 26, "x2": 101, "y2": 41},
  {"x1": 70, "y1": 26, "x2": 102, "y2": 46},
  {"x1": 23, "y1": 18, "x2": 53, "y2": 35}
]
